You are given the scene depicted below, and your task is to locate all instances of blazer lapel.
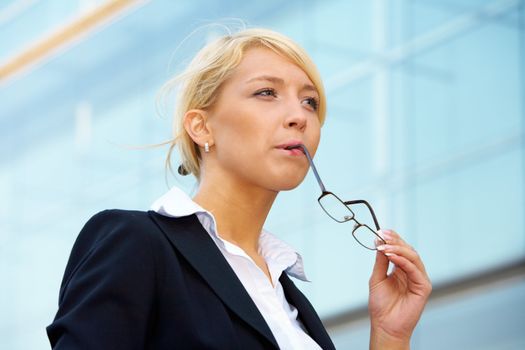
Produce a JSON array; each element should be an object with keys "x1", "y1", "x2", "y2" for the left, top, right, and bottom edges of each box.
[
  {"x1": 280, "y1": 273, "x2": 336, "y2": 350},
  {"x1": 148, "y1": 212, "x2": 279, "y2": 349}
]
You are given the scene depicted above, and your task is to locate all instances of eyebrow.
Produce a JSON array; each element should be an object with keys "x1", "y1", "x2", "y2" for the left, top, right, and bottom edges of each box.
[{"x1": 245, "y1": 75, "x2": 319, "y2": 95}]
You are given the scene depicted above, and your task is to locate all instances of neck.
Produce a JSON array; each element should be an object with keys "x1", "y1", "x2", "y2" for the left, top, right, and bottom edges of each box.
[{"x1": 193, "y1": 174, "x2": 278, "y2": 254}]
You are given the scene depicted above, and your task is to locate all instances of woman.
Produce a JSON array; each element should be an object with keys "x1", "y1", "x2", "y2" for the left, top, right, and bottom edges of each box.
[{"x1": 47, "y1": 28, "x2": 431, "y2": 349}]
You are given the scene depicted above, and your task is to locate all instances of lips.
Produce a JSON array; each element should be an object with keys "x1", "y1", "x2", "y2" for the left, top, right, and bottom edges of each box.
[
  {"x1": 276, "y1": 141, "x2": 305, "y2": 156},
  {"x1": 276, "y1": 140, "x2": 303, "y2": 150}
]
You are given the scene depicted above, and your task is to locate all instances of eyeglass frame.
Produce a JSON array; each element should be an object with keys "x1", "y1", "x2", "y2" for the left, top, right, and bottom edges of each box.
[{"x1": 286, "y1": 144, "x2": 386, "y2": 250}]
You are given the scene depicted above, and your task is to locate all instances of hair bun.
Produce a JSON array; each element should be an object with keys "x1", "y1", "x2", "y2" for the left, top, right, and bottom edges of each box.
[{"x1": 177, "y1": 164, "x2": 190, "y2": 176}]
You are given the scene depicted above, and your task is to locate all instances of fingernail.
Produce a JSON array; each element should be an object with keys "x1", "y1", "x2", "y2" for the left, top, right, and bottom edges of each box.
[
  {"x1": 379, "y1": 230, "x2": 392, "y2": 240},
  {"x1": 385, "y1": 252, "x2": 395, "y2": 257},
  {"x1": 376, "y1": 245, "x2": 387, "y2": 251}
]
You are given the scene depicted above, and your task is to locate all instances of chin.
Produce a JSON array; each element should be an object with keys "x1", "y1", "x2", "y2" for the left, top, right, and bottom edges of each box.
[
  {"x1": 277, "y1": 182, "x2": 301, "y2": 191},
  {"x1": 271, "y1": 173, "x2": 307, "y2": 191}
]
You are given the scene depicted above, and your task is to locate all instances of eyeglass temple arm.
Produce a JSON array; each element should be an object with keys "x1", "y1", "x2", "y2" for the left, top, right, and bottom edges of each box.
[
  {"x1": 291, "y1": 144, "x2": 327, "y2": 193},
  {"x1": 344, "y1": 199, "x2": 381, "y2": 230}
]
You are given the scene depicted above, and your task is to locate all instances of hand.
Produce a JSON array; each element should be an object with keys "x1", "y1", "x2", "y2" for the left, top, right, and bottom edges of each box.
[{"x1": 368, "y1": 229, "x2": 432, "y2": 350}]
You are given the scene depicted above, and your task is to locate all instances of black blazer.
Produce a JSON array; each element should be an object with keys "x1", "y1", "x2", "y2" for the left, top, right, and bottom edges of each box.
[{"x1": 47, "y1": 209, "x2": 335, "y2": 349}]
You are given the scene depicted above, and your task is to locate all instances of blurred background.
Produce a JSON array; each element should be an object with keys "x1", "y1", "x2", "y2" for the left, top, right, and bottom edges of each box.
[{"x1": 1, "y1": 0, "x2": 524, "y2": 349}]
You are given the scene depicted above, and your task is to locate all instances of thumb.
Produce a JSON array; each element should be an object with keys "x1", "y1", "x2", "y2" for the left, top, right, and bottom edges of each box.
[{"x1": 369, "y1": 251, "x2": 389, "y2": 288}]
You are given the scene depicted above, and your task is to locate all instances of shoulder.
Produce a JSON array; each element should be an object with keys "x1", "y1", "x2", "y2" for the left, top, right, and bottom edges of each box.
[
  {"x1": 65, "y1": 209, "x2": 198, "y2": 272},
  {"x1": 82, "y1": 209, "x2": 192, "y2": 234},
  {"x1": 60, "y1": 210, "x2": 166, "y2": 291},
  {"x1": 70, "y1": 209, "x2": 157, "y2": 255},
  {"x1": 84, "y1": 208, "x2": 155, "y2": 231},
  {"x1": 62, "y1": 209, "x2": 200, "y2": 285},
  {"x1": 51, "y1": 210, "x2": 171, "y2": 344}
]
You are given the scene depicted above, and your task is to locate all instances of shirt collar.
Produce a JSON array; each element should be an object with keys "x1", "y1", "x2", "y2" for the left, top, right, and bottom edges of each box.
[
  {"x1": 150, "y1": 186, "x2": 206, "y2": 217},
  {"x1": 150, "y1": 186, "x2": 309, "y2": 281}
]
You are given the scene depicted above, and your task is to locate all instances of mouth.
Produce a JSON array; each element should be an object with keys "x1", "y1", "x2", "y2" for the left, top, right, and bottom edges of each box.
[{"x1": 276, "y1": 142, "x2": 306, "y2": 156}]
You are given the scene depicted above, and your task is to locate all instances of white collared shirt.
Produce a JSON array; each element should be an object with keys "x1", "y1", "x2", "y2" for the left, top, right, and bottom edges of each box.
[{"x1": 151, "y1": 186, "x2": 322, "y2": 350}]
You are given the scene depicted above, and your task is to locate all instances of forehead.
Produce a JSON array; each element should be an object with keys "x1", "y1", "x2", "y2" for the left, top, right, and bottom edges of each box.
[{"x1": 230, "y1": 47, "x2": 315, "y2": 87}]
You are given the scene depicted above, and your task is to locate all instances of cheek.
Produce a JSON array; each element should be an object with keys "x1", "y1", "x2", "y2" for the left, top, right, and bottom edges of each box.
[
  {"x1": 217, "y1": 119, "x2": 264, "y2": 150},
  {"x1": 307, "y1": 120, "x2": 322, "y2": 155},
  {"x1": 212, "y1": 117, "x2": 267, "y2": 168},
  {"x1": 213, "y1": 106, "x2": 272, "y2": 152}
]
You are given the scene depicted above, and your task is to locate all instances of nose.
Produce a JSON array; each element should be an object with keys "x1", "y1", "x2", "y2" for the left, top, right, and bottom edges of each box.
[{"x1": 283, "y1": 102, "x2": 307, "y2": 131}]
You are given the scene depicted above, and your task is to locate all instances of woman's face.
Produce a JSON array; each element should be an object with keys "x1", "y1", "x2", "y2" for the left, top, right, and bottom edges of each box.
[{"x1": 206, "y1": 47, "x2": 321, "y2": 192}]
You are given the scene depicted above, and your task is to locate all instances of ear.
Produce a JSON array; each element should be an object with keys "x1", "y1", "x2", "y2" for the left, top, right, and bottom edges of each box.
[{"x1": 183, "y1": 109, "x2": 214, "y2": 150}]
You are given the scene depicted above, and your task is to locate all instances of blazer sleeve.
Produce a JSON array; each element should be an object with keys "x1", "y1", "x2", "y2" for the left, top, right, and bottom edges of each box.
[{"x1": 47, "y1": 210, "x2": 158, "y2": 350}]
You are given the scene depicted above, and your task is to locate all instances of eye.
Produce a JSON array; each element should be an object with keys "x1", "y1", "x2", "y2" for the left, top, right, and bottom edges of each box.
[
  {"x1": 303, "y1": 97, "x2": 319, "y2": 111},
  {"x1": 254, "y1": 88, "x2": 277, "y2": 98}
]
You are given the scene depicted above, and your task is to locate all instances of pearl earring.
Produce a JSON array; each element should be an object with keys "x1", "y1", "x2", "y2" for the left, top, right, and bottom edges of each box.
[{"x1": 204, "y1": 142, "x2": 210, "y2": 153}]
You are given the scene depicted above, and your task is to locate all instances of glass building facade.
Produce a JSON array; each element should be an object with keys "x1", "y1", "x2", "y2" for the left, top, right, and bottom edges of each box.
[{"x1": 1, "y1": 0, "x2": 524, "y2": 348}]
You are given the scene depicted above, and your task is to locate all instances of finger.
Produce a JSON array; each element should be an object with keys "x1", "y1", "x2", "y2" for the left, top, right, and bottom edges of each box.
[
  {"x1": 376, "y1": 244, "x2": 427, "y2": 276},
  {"x1": 379, "y1": 229, "x2": 406, "y2": 245},
  {"x1": 382, "y1": 230, "x2": 416, "y2": 254},
  {"x1": 379, "y1": 229, "x2": 428, "y2": 275},
  {"x1": 384, "y1": 253, "x2": 432, "y2": 297},
  {"x1": 369, "y1": 250, "x2": 390, "y2": 288}
]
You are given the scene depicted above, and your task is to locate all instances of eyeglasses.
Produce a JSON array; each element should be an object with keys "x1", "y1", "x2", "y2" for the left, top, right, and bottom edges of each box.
[{"x1": 286, "y1": 144, "x2": 386, "y2": 250}]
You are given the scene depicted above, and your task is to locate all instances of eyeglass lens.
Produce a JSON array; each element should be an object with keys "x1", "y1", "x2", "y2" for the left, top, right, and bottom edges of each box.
[
  {"x1": 349, "y1": 201, "x2": 382, "y2": 249},
  {"x1": 320, "y1": 194, "x2": 382, "y2": 250},
  {"x1": 318, "y1": 193, "x2": 354, "y2": 223}
]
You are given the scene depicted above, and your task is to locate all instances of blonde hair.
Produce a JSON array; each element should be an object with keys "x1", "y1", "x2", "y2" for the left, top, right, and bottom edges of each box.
[{"x1": 162, "y1": 27, "x2": 326, "y2": 180}]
